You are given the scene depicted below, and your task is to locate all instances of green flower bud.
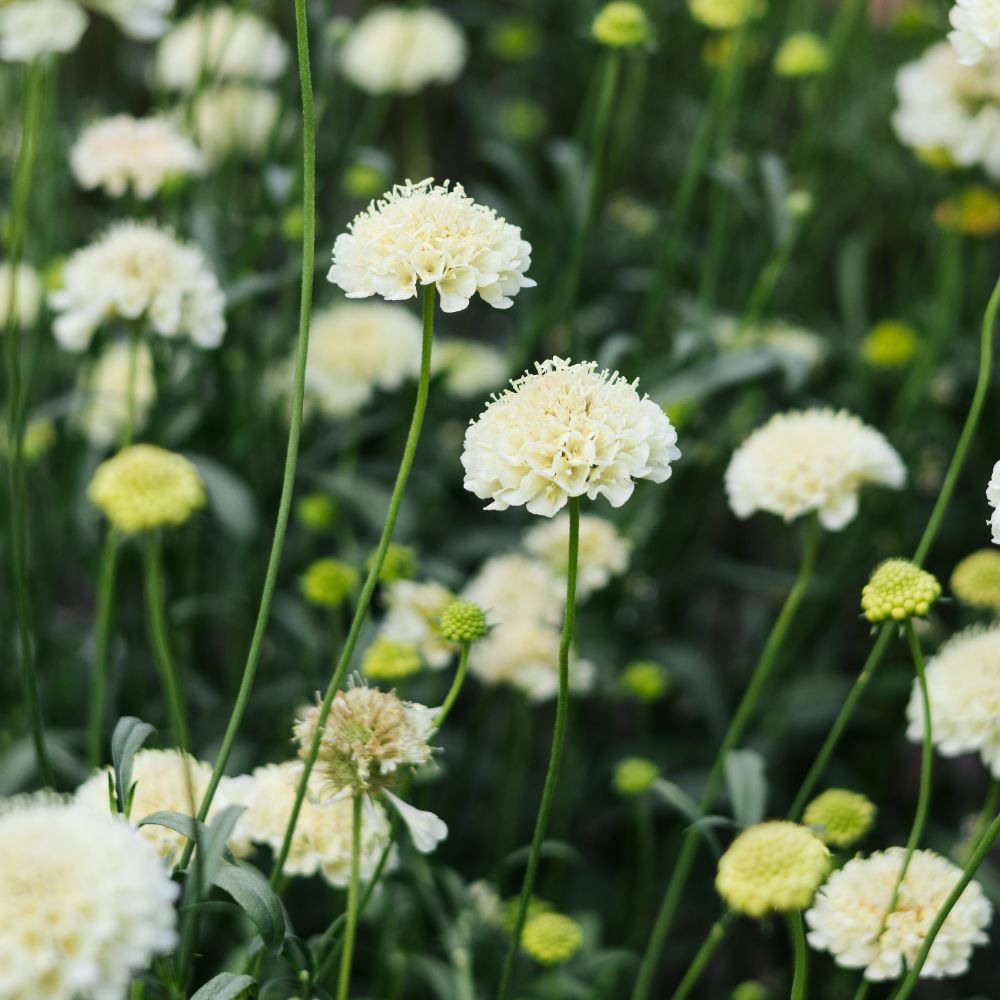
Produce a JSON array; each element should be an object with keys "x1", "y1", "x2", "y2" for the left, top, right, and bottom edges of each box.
[
  {"x1": 369, "y1": 543, "x2": 417, "y2": 584},
  {"x1": 773, "y1": 32, "x2": 830, "y2": 78},
  {"x1": 621, "y1": 660, "x2": 670, "y2": 702},
  {"x1": 861, "y1": 559, "x2": 941, "y2": 623},
  {"x1": 520, "y1": 912, "x2": 583, "y2": 965},
  {"x1": 361, "y1": 638, "x2": 422, "y2": 681},
  {"x1": 951, "y1": 549, "x2": 1000, "y2": 611},
  {"x1": 302, "y1": 558, "x2": 359, "y2": 608},
  {"x1": 296, "y1": 492, "x2": 336, "y2": 532},
  {"x1": 803, "y1": 789, "x2": 877, "y2": 849},
  {"x1": 592, "y1": 2, "x2": 652, "y2": 48},
  {"x1": 438, "y1": 600, "x2": 489, "y2": 644},
  {"x1": 613, "y1": 757, "x2": 659, "y2": 796}
]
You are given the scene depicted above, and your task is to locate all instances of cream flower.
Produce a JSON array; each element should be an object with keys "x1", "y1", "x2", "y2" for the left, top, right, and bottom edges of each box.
[
  {"x1": 0, "y1": 0, "x2": 88, "y2": 61},
  {"x1": 328, "y1": 178, "x2": 535, "y2": 313},
  {"x1": 0, "y1": 262, "x2": 42, "y2": 328},
  {"x1": 806, "y1": 848, "x2": 992, "y2": 980},
  {"x1": 906, "y1": 625, "x2": 1000, "y2": 777},
  {"x1": 989, "y1": 459, "x2": 1000, "y2": 543},
  {"x1": 190, "y1": 85, "x2": 280, "y2": 164},
  {"x1": 299, "y1": 302, "x2": 421, "y2": 419},
  {"x1": 85, "y1": 0, "x2": 173, "y2": 40},
  {"x1": 463, "y1": 554, "x2": 564, "y2": 628},
  {"x1": 724, "y1": 408, "x2": 904, "y2": 530},
  {"x1": 432, "y1": 339, "x2": 509, "y2": 397},
  {"x1": 525, "y1": 513, "x2": 631, "y2": 599},
  {"x1": 462, "y1": 358, "x2": 680, "y2": 517},
  {"x1": 155, "y1": 6, "x2": 288, "y2": 91},
  {"x1": 75, "y1": 338, "x2": 156, "y2": 447},
  {"x1": 0, "y1": 795, "x2": 178, "y2": 1000},
  {"x1": 224, "y1": 761, "x2": 395, "y2": 886},
  {"x1": 49, "y1": 221, "x2": 226, "y2": 352},
  {"x1": 949, "y1": 0, "x2": 1000, "y2": 64},
  {"x1": 340, "y1": 7, "x2": 467, "y2": 95},
  {"x1": 379, "y1": 579, "x2": 457, "y2": 669},
  {"x1": 70, "y1": 115, "x2": 203, "y2": 199}
]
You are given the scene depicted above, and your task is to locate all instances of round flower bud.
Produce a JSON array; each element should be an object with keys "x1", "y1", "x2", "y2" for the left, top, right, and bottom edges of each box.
[
  {"x1": 296, "y1": 492, "x2": 336, "y2": 532},
  {"x1": 861, "y1": 559, "x2": 941, "y2": 623},
  {"x1": 621, "y1": 660, "x2": 670, "y2": 701},
  {"x1": 438, "y1": 600, "x2": 489, "y2": 644},
  {"x1": 302, "y1": 558, "x2": 358, "y2": 608},
  {"x1": 803, "y1": 789, "x2": 877, "y2": 848},
  {"x1": 732, "y1": 984, "x2": 769, "y2": 1000},
  {"x1": 613, "y1": 756, "x2": 659, "y2": 796},
  {"x1": 715, "y1": 821, "x2": 830, "y2": 918},
  {"x1": 773, "y1": 32, "x2": 830, "y2": 77},
  {"x1": 520, "y1": 912, "x2": 583, "y2": 965},
  {"x1": 362, "y1": 637, "x2": 422, "y2": 681},
  {"x1": 592, "y1": 2, "x2": 652, "y2": 48},
  {"x1": 951, "y1": 549, "x2": 1000, "y2": 610},
  {"x1": 934, "y1": 186, "x2": 1000, "y2": 238},
  {"x1": 88, "y1": 443, "x2": 205, "y2": 534},
  {"x1": 862, "y1": 320, "x2": 918, "y2": 369},
  {"x1": 503, "y1": 895, "x2": 551, "y2": 935},
  {"x1": 369, "y1": 543, "x2": 417, "y2": 584}
]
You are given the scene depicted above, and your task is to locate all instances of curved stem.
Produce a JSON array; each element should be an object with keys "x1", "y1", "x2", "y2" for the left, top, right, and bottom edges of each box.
[
  {"x1": 670, "y1": 910, "x2": 735, "y2": 1000},
  {"x1": 336, "y1": 794, "x2": 363, "y2": 1000},
  {"x1": 435, "y1": 643, "x2": 470, "y2": 728},
  {"x1": 787, "y1": 911, "x2": 809, "y2": 1000},
  {"x1": 496, "y1": 498, "x2": 580, "y2": 1000},
  {"x1": 966, "y1": 778, "x2": 1000, "y2": 863},
  {"x1": 87, "y1": 531, "x2": 120, "y2": 768},
  {"x1": 633, "y1": 513, "x2": 819, "y2": 1000}
]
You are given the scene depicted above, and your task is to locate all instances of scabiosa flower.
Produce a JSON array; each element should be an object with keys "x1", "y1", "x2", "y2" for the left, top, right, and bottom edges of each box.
[
  {"x1": 613, "y1": 757, "x2": 660, "y2": 796},
  {"x1": 906, "y1": 625, "x2": 1000, "y2": 776},
  {"x1": 294, "y1": 683, "x2": 447, "y2": 853},
  {"x1": 0, "y1": 795, "x2": 178, "y2": 1000},
  {"x1": 379, "y1": 579, "x2": 457, "y2": 668},
  {"x1": 189, "y1": 85, "x2": 281, "y2": 164},
  {"x1": 462, "y1": 358, "x2": 680, "y2": 517},
  {"x1": 591, "y1": 2, "x2": 653, "y2": 48},
  {"x1": 861, "y1": 559, "x2": 941, "y2": 623},
  {"x1": 520, "y1": 912, "x2": 584, "y2": 965},
  {"x1": 806, "y1": 848, "x2": 992, "y2": 980},
  {"x1": 74, "y1": 339, "x2": 156, "y2": 448},
  {"x1": 989, "y1": 460, "x2": 1000, "y2": 542},
  {"x1": 432, "y1": 339, "x2": 509, "y2": 397},
  {"x1": 362, "y1": 637, "x2": 423, "y2": 681},
  {"x1": 725, "y1": 408, "x2": 904, "y2": 530},
  {"x1": 0, "y1": 0, "x2": 87, "y2": 61},
  {"x1": 621, "y1": 660, "x2": 670, "y2": 701},
  {"x1": 328, "y1": 178, "x2": 535, "y2": 313},
  {"x1": 302, "y1": 558, "x2": 359, "y2": 609},
  {"x1": 438, "y1": 600, "x2": 489, "y2": 645},
  {"x1": 688, "y1": 0, "x2": 766, "y2": 30},
  {"x1": 89, "y1": 443, "x2": 205, "y2": 534},
  {"x1": 715, "y1": 821, "x2": 830, "y2": 918},
  {"x1": 339, "y1": 7, "x2": 467, "y2": 96},
  {"x1": 949, "y1": 0, "x2": 1000, "y2": 64},
  {"x1": 463, "y1": 554, "x2": 564, "y2": 627},
  {"x1": 525, "y1": 513, "x2": 631, "y2": 599},
  {"x1": 49, "y1": 221, "x2": 226, "y2": 353},
  {"x1": 85, "y1": 0, "x2": 173, "y2": 41},
  {"x1": 0, "y1": 262, "x2": 42, "y2": 329},
  {"x1": 951, "y1": 549, "x2": 1000, "y2": 609},
  {"x1": 802, "y1": 789, "x2": 877, "y2": 848}
]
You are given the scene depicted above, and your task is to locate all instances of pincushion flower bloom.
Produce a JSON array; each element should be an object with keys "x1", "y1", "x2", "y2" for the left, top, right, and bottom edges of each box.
[
  {"x1": 462, "y1": 358, "x2": 680, "y2": 517},
  {"x1": 806, "y1": 848, "x2": 992, "y2": 980},
  {"x1": 949, "y1": 0, "x2": 1000, "y2": 64},
  {"x1": 190, "y1": 85, "x2": 281, "y2": 164},
  {"x1": 0, "y1": 0, "x2": 87, "y2": 61},
  {"x1": 49, "y1": 221, "x2": 226, "y2": 353},
  {"x1": 906, "y1": 625, "x2": 1000, "y2": 776},
  {"x1": 432, "y1": 339, "x2": 509, "y2": 397},
  {"x1": 0, "y1": 795, "x2": 178, "y2": 1000},
  {"x1": 379, "y1": 579, "x2": 457, "y2": 668},
  {"x1": 85, "y1": 0, "x2": 173, "y2": 41},
  {"x1": 463, "y1": 554, "x2": 564, "y2": 627},
  {"x1": 328, "y1": 178, "x2": 535, "y2": 313},
  {"x1": 724, "y1": 408, "x2": 904, "y2": 530},
  {"x1": 70, "y1": 115, "x2": 203, "y2": 199},
  {"x1": 340, "y1": 7, "x2": 467, "y2": 96},
  {"x1": 951, "y1": 548, "x2": 1000, "y2": 608},
  {"x1": 989, "y1": 459, "x2": 1000, "y2": 542},
  {"x1": 76, "y1": 339, "x2": 156, "y2": 447},
  {"x1": 525, "y1": 513, "x2": 631, "y2": 598},
  {"x1": 0, "y1": 262, "x2": 42, "y2": 328}
]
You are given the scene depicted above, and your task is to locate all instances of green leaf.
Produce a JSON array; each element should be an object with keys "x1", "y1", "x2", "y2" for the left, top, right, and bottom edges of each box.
[
  {"x1": 110, "y1": 717, "x2": 155, "y2": 814},
  {"x1": 195, "y1": 804, "x2": 246, "y2": 893},
  {"x1": 188, "y1": 454, "x2": 260, "y2": 541},
  {"x1": 724, "y1": 749, "x2": 768, "y2": 828},
  {"x1": 137, "y1": 809, "x2": 208, "y2": 846},
  {"x1": 651, "y1": 780, "x2": 723, "y2": 854},
  {"x1": 190, "y1": 973, "x2": 255, "y2": 1000},
  {"x1": 213, "y1": 861, "x2": 287, "y2": 954}
]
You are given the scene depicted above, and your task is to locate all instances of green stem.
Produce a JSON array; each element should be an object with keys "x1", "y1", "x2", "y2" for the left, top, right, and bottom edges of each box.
[
  {"x1": 435, "y1": 643, "x2": 470, "y2": 728},
  {"x1": 270, "y1": 284, "x2": 436, "y2": 889},
  {"x1": 966, "y1": 778, "x2": 1000, "y2": 862},
  {"x1": 87, "y1": 531, "x2": 120, "y2": 768},
  {"x1": 496, "y1": 497, "x2": 580, "y2": 1000},
  {"x1": 670, "y1": 910, "x2": 735, "y2": 1000},
  {"x1": 787, "y1": 911, "x2": 809, "y2": 1000},
  {"x1": 633, "y1": 513, "x2": 819, "y2": 1000},
  {"x1": 336, "y1": 794, "x2": 363, "y2": 1000}
]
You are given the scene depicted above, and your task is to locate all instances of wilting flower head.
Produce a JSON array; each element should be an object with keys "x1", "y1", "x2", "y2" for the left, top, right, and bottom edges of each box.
[
  {"x1": 521, "y1": 912, "x2": 584, "y2": 965},
  {"x1": 362, "y1": 637, "x2": 422, "y2": 681},
  {"x1": 861, "y1": 559, "x2": 941, "y2": 623},
  {"x1": 329, "y1": 178, "x2": 535, "y2": 313},
  {"x1": 802, "y1": 789, "x2": 877, "y2": 848},
  {"x1": 70, "y1": 115, "x2": 203, "y2": 200},
  {"x1": 463, "y1": 554, "x2": 564, "y2": 627},
  {"x1": 774, "y1": 32, "x2": 830, "y2": 77},
  {"x1": 621, "y1": 660, "x2": 670, "y2": 701},
  {"x1": 525, "y1": 513, "x2": 631, "y2": 598},
  {"x1": 89, "y1": 443, "x2": 205, "y2": 534},
  {"x1": 190, "y1": 85, "x2": 281, "y2": 164},
  {"x1": 0, "y1": 795, "x2": 178, "y2": 1000},
  {"x1": 613, "y1": 756, "x2": 660, "y2": 796},
  {"x1": 379, "y1": 579, "x2": 457, "y2": 668},
  {"x1": 906, "y1": 625, "x2": 1000, "y2": 776},
  {"x1": 75, "y1": 339, "x2": 156, "y2": 448},
  {"x1": 155, "y1": 6, "x2": 288, "y2": 91},
  {"x1": 725, "y1": 408, "x2": 904, "y2": 530},
  {"x1": 0, "y1": 262, "x2": 42, "y2": 329},
  {"x1": 0, "y1": 0, "x2": 87, "y2": 61},
  {"x1": 989, "y1": 459, "x2": 1000, "y2": 543},
  {"x1": 591, "y1": 2, "x2": 652, "y2": 48},
  {"x1": 432, "y1": 339, "x2": 509, "y2": 397},
  {"x1": 715, "y1": 821, "x2": 830, "y2": 918},
  {"x1": 438, "y1": 600, "x2": 489, "y2": 644},
  {"x1": 49, "y1": 221, "x2": 226, "y2": 353},
  {"x1": 806, "y1": 848, "x2": 992, "y2": 980},
  {"x1": 949, "y1": 0, "x2": 1000, "y2": 64},
  {"x1": 689, "y1": 0, "x2": 766, "y2": 30},
  {"x1": 302, "y1": 558, "x2": 359, "y2": 609},
  {"x1": 862, "y1": 320, "x2": 918, "y2": 369},
  {"x1": 340, "y1": 7, "x2": 466, "y2": 95},
  {"x1": 951, "y1": 549, "x2": 1000, "y2": 609},
  {"x1": 463, "y1": 358, "x2": 680, "y2": 517}
]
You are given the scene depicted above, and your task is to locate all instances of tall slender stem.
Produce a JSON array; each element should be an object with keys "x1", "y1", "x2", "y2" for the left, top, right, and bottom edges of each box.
[
  {"x1": 435, "y1": 643, "x2": 470, "y2": 728},
  {"x1": 670, "y1": 911, "x2": 735, "y2": 1000},
  {"x1": 966, "y1": 778, "x2": 1000, "y2": 862},
  {"x1": 496, "y1": 498, "x2": 580, "y2": 1000},
  {"x1": 633, "y1": 514, "x2": 818, "y2": 1000},
  {"x1": 336, "y1": 794, "x2": 363, "y2": 1000},
  {"x1": 787, "y1": 911, "x2": 808, "y2": 1000},
  {"x1": 87, "y1": 531, "x2": 120, "y2": 767}
]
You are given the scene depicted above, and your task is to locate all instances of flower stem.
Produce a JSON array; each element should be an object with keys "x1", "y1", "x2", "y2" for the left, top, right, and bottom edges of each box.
[
  {"x1": 632, "y1": 513, "x2": 818, "y2": 1000},
  {"x1": 87, "y1": 531, "x2": 120, "y2": 768},
  {"x1": 496, "y1": 497, "x2": 580, "y2": 1000},
  {"x1": 786, "y1": 911, "x2": 809, "y2": 1000},
  {"x1": 966, "y1": 778, "x2": 1000, "y2": 863},
  {"x1": 670, "y1": 910, "x2": 735, "y2": 1000},
  {"x1": 336, "y1": 794, "x2": 363, "y2": 1000},
  {"x1": 270, "y1": 283, "x2": 436, "y2": 890},
  {"x1": 435, "y1": 643, "x2": 470, "y2": 728}
]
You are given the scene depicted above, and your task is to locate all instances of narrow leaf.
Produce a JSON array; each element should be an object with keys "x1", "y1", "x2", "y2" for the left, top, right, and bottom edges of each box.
[
  {"x1": 190, "y1": 973, "x2": 255, "y2": 1000},
  {"x1": 110, "y1": 717, "x2": 155, "y2": 814},
  {"x1": 137, "y1": 809, "x2": 208, "y2": 847},
  {"x1": 213, "y1": 861, "x2": 286, "y2": 954},
  {"x1": 724, "y1": 749, "x2": 768, "y2": 829}
]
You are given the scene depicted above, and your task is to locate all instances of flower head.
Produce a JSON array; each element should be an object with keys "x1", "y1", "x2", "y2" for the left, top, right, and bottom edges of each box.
[
  {"x1": 935, "y1": 185, "x2": 1000, "y2": 235},
  {"x1": 802, "y1": 789, "x2": 877, "y2": 848},
  {"x1": 725, "y1": 408, "x2": 904, "y2": 530},
  {"x1": 621, "y1": 660, "x2": 671, "y2": 701},
  {"x1": 371, "y1": 543, "x2": 418, "y2": 584},
  {"x1": 463, "y1": 554, "x2": 564, "y2": 627},
  {"x1": 463, "y1": 358, "x2": 680, "y2": 517},
  {"x1": 949, "y1": 0, "x2": 1000, "y2": 64},
  {"x1": 715, "y1": 821, "x2": 830, "y2": 917},
  {"x1": 806, "y1": 848, "x2": 992, "y2": 980},
  {"x1": 88, "y1": 444, "x2": 205, "y2": 534},
  {"x1": 861, "y1": 559, "x2": 941, "y2": 623},
  {"x1": 328, "y1": 178, "x2": 535, "y2": 313},
  {"x1": 296, "y1": 493, "x2": 336, "y2": 532},
  {"x1": 379, "y1": 579, "x2": 457, "y2": 668},
  {"x1": 520, "y1": 912, "x2": 584, "y2": 965},
  {"x1": 432, "y1": 339, "x2": 509, "y2": 397},
  {"x1": 0, "y1": 795, "x2": 178, "y2": 1000},
  {"x1": 525, "y1": 513, "x2": 631, "y2": 598},
  {"x1": 689, "y1": 0, "x2": 766, "y2": 30},
  {"x1": 190, "y1": 85, "x2": 281, "y2": 164},
  {"x1": 862, "y1": 320, "x2": 918, "y2": 369},
  {"x1": 988, "y1": 459, "x2": 1000, "y2": 543},
  {"x1": 951, "y1": 549, "x2": 1000, "y2": 609},
  {"x1": 362, "y1": 638, "x2": 422, "y2": 681},
  {"x1": 302, "y1": 559, "x2": 359, "y2": 608},
  {"x1": 774, "y1": 32, "x2": 830, "y2": 77},
  {"x1": 613, "y1": 757, "x2": 660, "y2": 796},
  {"x1": 49, "y1": 221, "x2": 226, "y2": 353},
  {"x1": 75, "y1": 339, "x2": 156, "y2": 447},
  {"x1": 438, "y1": 600, "x2": 489, "y2": 644},
  {"x1": 0, "y1": 262, "x2": 42, "y2": 329},
  {"x1": 591, "y1": 2, "x2": 652, "y2": 48},
  {"x1": 0, "y1": 0, "x2": 87, "y2": 62}
]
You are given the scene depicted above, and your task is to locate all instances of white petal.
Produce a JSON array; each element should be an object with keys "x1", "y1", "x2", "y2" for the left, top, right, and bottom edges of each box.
[{"x1": 382, "y1": 789, "x2": 447, "y2": 854}]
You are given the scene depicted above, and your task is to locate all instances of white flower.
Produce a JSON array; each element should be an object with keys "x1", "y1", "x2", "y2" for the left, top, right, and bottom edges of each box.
[
  {"x1": 893, "y1": 42, "x2": 1000, "y2": 179},
  {"x1": 49, "y1": 221, "x2": 226, "y2": 353},
  {"x1": 949, "y1": 0, "x2": 1000, "y2": 64},
  {"x1": 299, "y1": 302, "x2": 421, "y2": 418},
  {"x1": 85, "y1": 0, "x2": 173, "y2": 40},
  {"x1": 381, "y1": 789, "x2": 448, "y2": 853},
  {"x1": 340, "y1": 6, "x2": 466, "y2": 95},
  {"x1": 189, "y1": 85, "x2": 280, "y2": 164},
  {"x1": 525, "y1": 513, "x2": 631, "y2": 599},
  {"x1": 70, "y1": 115, "x2": 203, "y2": 199},
  {"x1": 724, "y1": 408, "x2": 904, "y2": 530},
  {"x1": 988, "y1": 459, "x2": 1000, "y2": 543},
  {"x1": 380, "y1": 579, "x2": 457, "y2": 669},
  {"x1": 906, "y1": 625, "x2": 1000, "y2": 777},
  {"x1": 223, "y1": 761, "x2": 396, "y2": 886},
  {"x1": 75, "y1": 338, "x2": 156, "y2": 447},
  {"x1": 806, "y1": 848, "x2": 992, "y2": 980},
  {"x1": 462, "y1": 358, "x2": 680, "y2": 517},
  {"x1": 0, "y1": 795, "x2": 178, "y2": 1000},
  {"x1": 0, "y1": 0, "x2": 88, "y2": 62},
  {"x1": 432, "y1": 339, "x2": 509, "y2": 397},
  {"x1": 0, "y1": 262, "x2": 42, "y2": 328},
  {"x1": 463, "y1": 554, "x2": 565, "y2": 628},
  {"x1": 328, "y1": 178, "x2": 535, "y2": 313},
  {"x1": 155, "y1": 6, "x2": 288, "y2": 91}
]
